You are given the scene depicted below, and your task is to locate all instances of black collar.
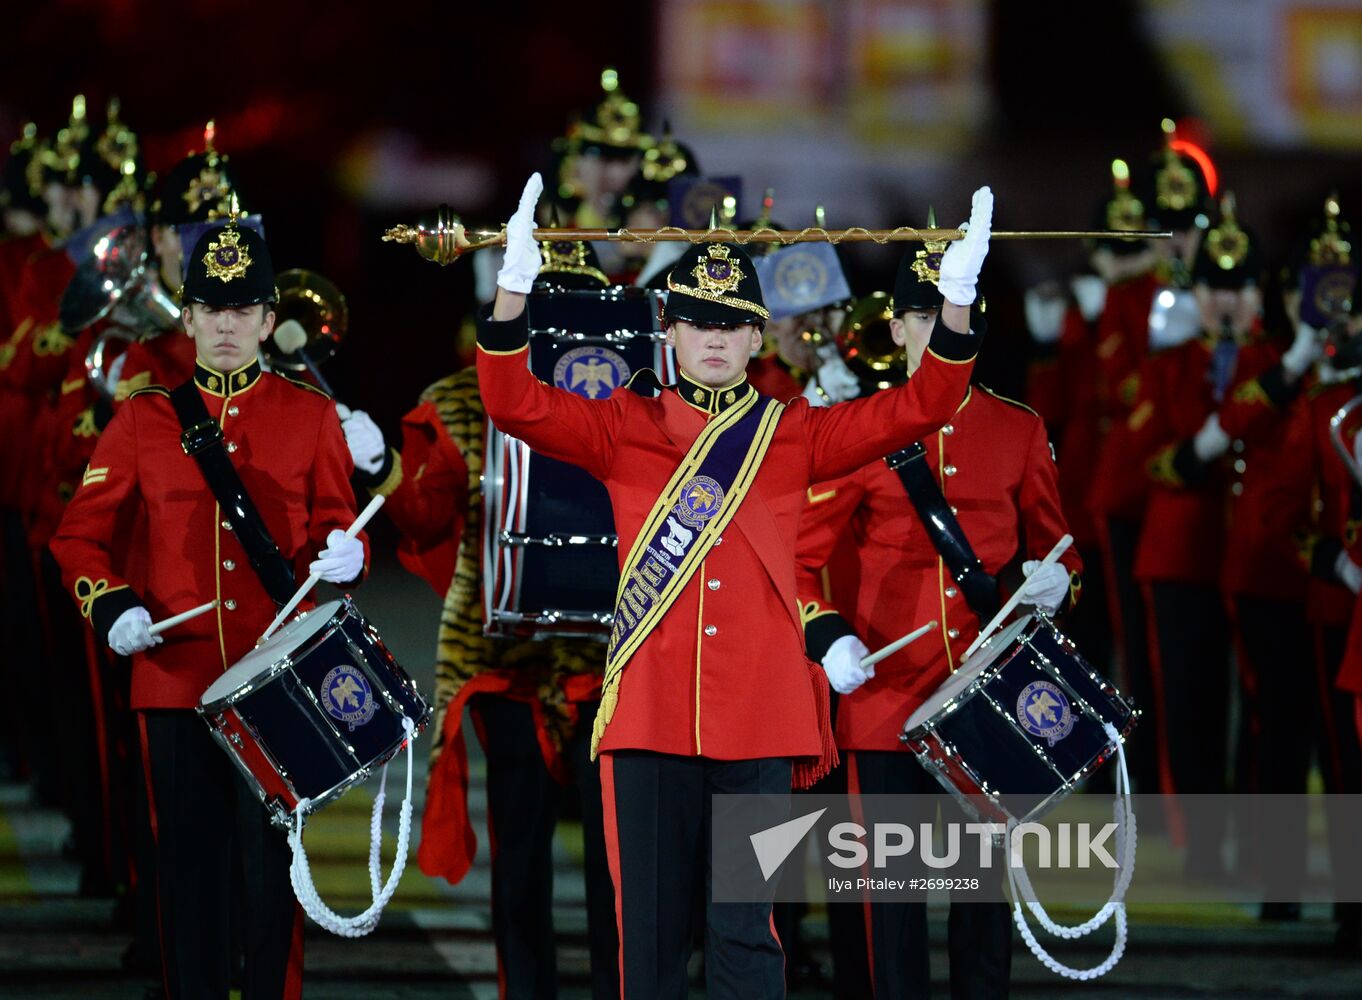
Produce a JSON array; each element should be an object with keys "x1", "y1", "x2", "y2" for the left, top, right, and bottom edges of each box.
[
  {"x1": 194, "y1": 357, "x2": 262, "y2": 397},
  {"x1": 674, "y1": 370, "x2": 753, "y2": 415}
]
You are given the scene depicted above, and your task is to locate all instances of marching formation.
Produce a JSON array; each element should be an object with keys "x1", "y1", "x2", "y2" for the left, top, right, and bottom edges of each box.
[{"x1": 1, "y1": 72, "x2": 1359, "y2": 1000}]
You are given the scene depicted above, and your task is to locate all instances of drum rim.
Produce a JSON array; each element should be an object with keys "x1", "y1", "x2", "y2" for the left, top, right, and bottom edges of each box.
[
  {"x1": 900, "y1": 615, "x2": 1040, "y2": 741},
  {"x1": 196, "y1": 598, "x2": 355, "y2": 713},
  {"x1": 259, "y1": 702, "x2": 433, "y2": 830}
]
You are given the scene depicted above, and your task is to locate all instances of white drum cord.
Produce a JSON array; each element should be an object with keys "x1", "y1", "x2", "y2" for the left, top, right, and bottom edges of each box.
[
  {"x1": 1004, "y1": 721, "x2": 1137, "y2": 980},
  {"x1": 287, "y1": 716, "x2": 416, "y2": 937}
]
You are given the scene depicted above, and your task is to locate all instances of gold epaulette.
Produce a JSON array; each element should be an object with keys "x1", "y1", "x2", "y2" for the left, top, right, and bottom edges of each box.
[
  {"x1": 978, "y1": 384, "x2": 1041, "y2": 418},
  {"x1": 277, "y1": 372, "x2": 331, "y2": 398},
  {"x1": 128, "y1": 385, "x2": 170, "y2": 399}
]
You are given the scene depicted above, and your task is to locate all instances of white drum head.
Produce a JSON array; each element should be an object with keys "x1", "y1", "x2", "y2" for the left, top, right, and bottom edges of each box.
[
  {"x1": 199, "y1": 600, "x2": 344, "y2": 706},
  {"x1": 902, "y1": 614, "x2": 1034, "y2": 733}
]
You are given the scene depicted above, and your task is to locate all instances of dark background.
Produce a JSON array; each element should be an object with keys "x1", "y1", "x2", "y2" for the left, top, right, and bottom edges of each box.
[{"x1": 3, "y1": 0, "x2": 1360, "y2": 427}]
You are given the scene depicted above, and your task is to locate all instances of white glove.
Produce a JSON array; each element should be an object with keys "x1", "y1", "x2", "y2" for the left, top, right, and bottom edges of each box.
[
  {"x1": 310, "y1": 530, "x2": 364, "y2": 584},
  {"x1": 803, "y1": 349, "x2": 861, "y2": 406},
  {"x1": 936, "y1": 187, "x2": 993, "y2": 308},
  {"x1": 821, "y1": 634, "x2": 873, "y2": 695},
  {"x1": 1282, "y1": 321, "x2": 1324, "y2": 380},
  {"x1": 1334, "y1": 551, "x2": 1362, "y2": 595},
  {"x1": 1192, "y1": 413, "x2": 1230, "y2": 462},
  {"x1": 341, "y1": 410, "x2": 385, "y2": 475},
  {"x1": 496, "y1": 172, "x2": 543, "y2": 294},
  {"x1": 1021, "y1": 561, "x2": 1070, "y2": 612},
  {"x1": 108, "y1": 606, "x2": 162, "y2": 657},
  {"x1": 1024, "y1": 285, "x2": 1066, "y2": 344},
  {"x1": 1069, "y1": 275, "x2": 1107, "y2": 322}
]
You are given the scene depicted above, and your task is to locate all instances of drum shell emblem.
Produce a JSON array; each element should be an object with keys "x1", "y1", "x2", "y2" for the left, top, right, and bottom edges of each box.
[
  {"x1": 322, "y1": 664, "x2": 378, "y2": 731},
  {"x1": 553, "y1": 346, "x2": 631, "y2": 400},
  {"x1": 1016, "y1": 679, "x2": 1075, "y2": 746}
]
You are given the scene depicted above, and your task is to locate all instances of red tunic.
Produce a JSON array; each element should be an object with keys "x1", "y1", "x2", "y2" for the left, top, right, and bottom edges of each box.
[
  {"x1": 49, "y1": 360, "x2": 364, "y2": 709},
  {"x1": 475, "y1": 309, "x2": 979, "y2": 760},
  {"x1": 1026, "y1": 305, "x2": 1102, "y2": 545},
  {"x1": 1217, "y1": 349, "x2": 1313, "y2": 601},
  {"x1": 1087, "y1": 272, "x2": 1159, "y2": 523},
  {"x1": 795, "y1": 386, "x2": 1082, "y2": 750},
  {"x1": 1127, "y1": 335, "x2": 1279, "y2": 585}
]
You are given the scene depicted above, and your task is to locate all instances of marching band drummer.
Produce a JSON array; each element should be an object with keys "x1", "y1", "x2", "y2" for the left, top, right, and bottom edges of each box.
[
  {"x1": 49, "y1": 220, "x2": 366, "y2": 1000},
  {"x1": 476, "y1": 172, "x2": 991, "y2": 999},
  {"x1": 794, "y1": 242, "x2": 1083, "y2": 1000}
]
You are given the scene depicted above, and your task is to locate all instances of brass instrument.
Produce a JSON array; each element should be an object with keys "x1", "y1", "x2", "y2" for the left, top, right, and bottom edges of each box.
[
  {"x1": 383, "y1": 206, "x2": 1171, "y2": 266},
  {"x1": 84, "y1": 325, "x2": 141, "y2": 401},
  {"x1": 263, "y1": 269, "x2": 348, "y2": 375},
  {"x1": 1330, "y1": 395, "x2": 1362, "y2": 488},
  {"x1": 60, "y1": 224, "x2": 179, "y2": 335},
  {"x1": 840, "y1": 292, "x2": 905, "y2": 391}
]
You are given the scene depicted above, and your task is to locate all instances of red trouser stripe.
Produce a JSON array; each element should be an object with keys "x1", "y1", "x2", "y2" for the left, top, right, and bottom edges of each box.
[
  {"x1": 846, "y1": 752, "x2": 875, "y2": 995},
  {"x1": 599, "y1": 753, "x2": 626, "y2": 999},
  {"x1": 1141, "y1": 584, "x2": 1186, "y2": 847}
]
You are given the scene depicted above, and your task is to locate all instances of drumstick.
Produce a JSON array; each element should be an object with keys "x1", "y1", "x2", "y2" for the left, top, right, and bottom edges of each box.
[
  {"x1": 860, "y1": 620, "x2": 939, "y2": 670},
  {"x1": 259, "y1": 495, "x2": 385, "y2": 643},
  {"x1": 148, "y1": 599, "x2": 219, "y2": 636},
  {"x1": 962, "y1": 533, "x2": 1073, "y2": 662}
]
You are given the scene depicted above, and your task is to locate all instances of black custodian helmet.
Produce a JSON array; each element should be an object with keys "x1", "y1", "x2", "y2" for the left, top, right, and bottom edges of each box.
[
  {"x1": 664, "y1": 242, "x2": 769, "y2": 327},
  {"x1": 182, "y1": 221, "x2": 276, "y2": 307}
]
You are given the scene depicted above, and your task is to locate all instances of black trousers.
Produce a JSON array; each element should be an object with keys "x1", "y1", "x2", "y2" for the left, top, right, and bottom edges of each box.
[
  {"x1": 1230, "y1": 596, "x2": 1315, "y2": 895},
  {"x1": 1145, "y1": 581, "x2": 1231, "y2": 873},
  {"x1": 139, "y1": 710, "x2": 301, "y2": 1000},
  {"x1": 1102, "y1": 516, "x2": 1159, "y2": 795},
  {"x1": 850, "y1": 751, "x2": 1011, "y2": 1000},
  {"x1": 1315, "y1": 625, "x2": 1362, "y2": 925},
  {"x1": 472, "y1": 695, "x2": 619, "y2": 1000},
  {"x1": 774, "y1": 749, "x2": 872, "y2": 999},
  {"x1": 602, "y1": 751, "x2": 792, "y2": 1000}
]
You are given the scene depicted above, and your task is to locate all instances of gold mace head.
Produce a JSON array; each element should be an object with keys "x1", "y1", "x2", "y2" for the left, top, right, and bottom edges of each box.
[{"x1": 382, "y1": 205, "x2": 502, "y2": 266}]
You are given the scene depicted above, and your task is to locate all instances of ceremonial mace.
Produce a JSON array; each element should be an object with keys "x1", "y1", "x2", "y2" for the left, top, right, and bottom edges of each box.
[{"x1": 383, "y1": 207, "x2": 1170, "y2": 265}]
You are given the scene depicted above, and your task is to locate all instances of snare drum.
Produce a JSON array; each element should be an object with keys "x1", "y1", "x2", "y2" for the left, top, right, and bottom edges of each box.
[
  {"x1": 198, "y1": 597, "x2": 430, "y2": 828},
  {"x1": 900, "y1": 612, "x2": 1137, "y2": 826},
  {"x1": 483, "y1": 287, "x2": 674, "y2": 639}
]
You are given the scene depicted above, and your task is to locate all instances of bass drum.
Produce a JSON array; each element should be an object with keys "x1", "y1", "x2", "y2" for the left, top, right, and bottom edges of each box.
[{"x1": 483, "y1": 286, "x2": 674, "y2": 640}]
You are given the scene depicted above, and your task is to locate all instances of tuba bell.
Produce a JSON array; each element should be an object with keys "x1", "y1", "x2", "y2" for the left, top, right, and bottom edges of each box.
[
  {"x1": 840, "y1": 291, "x2": 906, "y2": 391},
  {"x1": 84, "y1": 325, "x2": 141, "y2": 401},
  {"x1": 1330, "y1": 395, "x2": 1362, "y2": 488},
  {"x1": 262, "y1": 269, "x2": 348, "y2": 375},
  {"x1": 60, "y1": 224, "x2": 180, "y2": 337}
]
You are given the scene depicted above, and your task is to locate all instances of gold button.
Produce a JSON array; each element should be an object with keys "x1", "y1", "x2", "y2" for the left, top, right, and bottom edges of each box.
[
  {"x1": 1232, "y1": 439, "x2": 1245, "y2": 454},
  {"x1": 224, "y1": 599, "x2": 237, "y2": 611},
  {"x1": 1233, "y1": 459, "x2": 1246, "y2": 474},
  {"x1": 221, "y1": 519, "x2": 232, "y2": 530},
  {"x1": 1231, "y1": 482, "x2": 1244, "y2": 496},
  {"x1": 714, "y1": 537, "x2": 723, "y2": 546},
  {"x1": 227, "y1": 405, "x2": 239, "y2": 417},
  {"x1": 707, "y1": 579, "x2": 720, "y2": 590},
  {"x1": 223, "y1": 560, "x2": 236, "y2": 571},
  {"x1": 945, "y1": 586, "x2": 958, "y2": 598},
  {"x1": 704, "y1": 625, "x2": 717, "y2": 636},
  {"x1": 947, "y1": 627, "x2": 960, "y2": 639},
  {"x1": 226, "y1": 441, "x2": 238, "y2": 454},
  {"x1": 942, "y1": 424, "x2": 954, "y2": 435},
  {"x1": 949, "y1": 505, "x2": 958, "y2": 516},
  {"x1": 944, "y1": 464, "x2": 958, "y2": 477}
]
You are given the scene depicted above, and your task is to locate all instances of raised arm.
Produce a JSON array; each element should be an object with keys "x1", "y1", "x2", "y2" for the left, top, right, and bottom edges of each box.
[
  {"x1": 475, "y1": 173, "x2": 624, "y2": 479},
  {"x1": 805, "y1": 187, "x2": 992, "y2": 478}
]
